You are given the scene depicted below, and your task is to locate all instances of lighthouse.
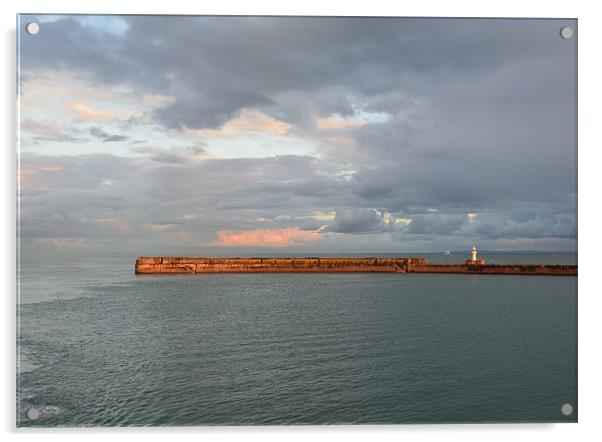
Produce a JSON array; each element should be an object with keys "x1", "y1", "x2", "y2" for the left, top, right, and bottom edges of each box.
[
  {"x1": 471, "y1": 246, "x2": 478, "y2": 262},
  {"x1": 465, "y1": 246, "x2": 485, "y2": 265}
]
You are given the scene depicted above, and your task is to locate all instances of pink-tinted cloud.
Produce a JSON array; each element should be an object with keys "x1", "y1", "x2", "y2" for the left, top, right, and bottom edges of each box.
[
  {"x1": 215, "y1": 227, "x2": 320, "y2": 247},
  {"x1": 188, "y1": 109, "x2": 291, "y2": 137},
  {"x1": 20, "y1": 119, "x2": 63, "y2": 137},
  {"x1": 68, "y1": 102, "x2": 111, "y2": 121},
  {"x1": 316, "y1": 115, "x2": 367, "y2": 130},
  {"x1": 18, "y1": 164, "x2": 63, "y2": 186}
]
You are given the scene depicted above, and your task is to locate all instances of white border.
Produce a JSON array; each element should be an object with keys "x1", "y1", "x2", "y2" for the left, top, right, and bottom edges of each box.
[{"x1": 2, "y1": 1, "x2": 601, "y2": 441}]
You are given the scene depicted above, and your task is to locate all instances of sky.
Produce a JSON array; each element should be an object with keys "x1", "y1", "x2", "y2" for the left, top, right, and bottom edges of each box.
[{"x1": 17, "y1": 15, "x2": 577, "y2": 254}]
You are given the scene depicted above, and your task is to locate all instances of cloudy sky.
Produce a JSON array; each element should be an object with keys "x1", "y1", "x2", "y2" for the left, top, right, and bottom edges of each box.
[{"x1": 18, "y1": 15, "x2": 577, "y2": 254}]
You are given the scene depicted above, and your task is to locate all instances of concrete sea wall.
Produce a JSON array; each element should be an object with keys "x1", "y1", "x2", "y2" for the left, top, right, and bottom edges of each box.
[
  {"x1": 409, "y1": 263, "x2": 577, "y2": 276},
  {"x1": 135, "y1": 257, "x2": 577, "y2": 276},
  {"x1": 135, "y1": 257, "x2": 425, "y2": 274}
]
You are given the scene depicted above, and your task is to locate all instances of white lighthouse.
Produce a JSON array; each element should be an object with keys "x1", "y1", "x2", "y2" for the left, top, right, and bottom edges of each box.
[{"x1": 471, "y1": 246, "x2": 478, "y2": 262}]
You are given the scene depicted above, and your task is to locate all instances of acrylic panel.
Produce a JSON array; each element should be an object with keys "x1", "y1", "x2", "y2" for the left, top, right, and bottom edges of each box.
[{"x1": 16, "y1": 15, "x2": 577, "y2": 426}]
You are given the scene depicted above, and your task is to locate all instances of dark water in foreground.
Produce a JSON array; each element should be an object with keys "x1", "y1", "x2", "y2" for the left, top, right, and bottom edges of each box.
[{"x1": 17, "y1": 251, "x2": 577, "y2": 426}]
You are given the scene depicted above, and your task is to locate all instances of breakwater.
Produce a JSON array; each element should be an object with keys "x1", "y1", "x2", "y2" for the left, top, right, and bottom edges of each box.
[
  {"x1": 135, "y1": 257, "x2": 424, "y2": 274},
  {"x1": 135, "y1": 257, "x2": 577, "y2": 276},
  {"x1": 410, "y1": 263, "x2": 577, "y2": 276}
]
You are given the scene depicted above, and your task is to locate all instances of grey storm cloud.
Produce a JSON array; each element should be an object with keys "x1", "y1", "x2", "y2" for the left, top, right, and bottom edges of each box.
[
  {"x1": 406, "y1": 214, "x2": 466, "y2": 235},
  {"x1": 20, "y1": 16, "x2": 574, "y2": 130},
  {"x1": 140, "y1": 145, "x2": 207, "y2": 164},
  {"x1": 18, "y1": 15, "x2": 577, "y2": 251},
  {"x1": 32, "y1": 134, "x2": 89, "y2": 144},
  {"x1": 153, "y1": 91, "x2": 274, "y2": 130},
  {"x1": 326, "y1": 208, "x2": 388, "y2": 234},
  {"x1": 89, "y1": 127, "x2": 129, "y2": 142},
  {"x1": 145, "y1": 154, "x2": 187, "y2": 164},
  {"x1": 18, "y1": 150, "x2": 576, "y2": 250}
]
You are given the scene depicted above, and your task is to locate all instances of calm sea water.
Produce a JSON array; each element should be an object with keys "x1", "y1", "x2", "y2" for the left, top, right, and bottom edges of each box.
[{"x1": 17, "y1": 250, "x2": 577, "y2": 426}]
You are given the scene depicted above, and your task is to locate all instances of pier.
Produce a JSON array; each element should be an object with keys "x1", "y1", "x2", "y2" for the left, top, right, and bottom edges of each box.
[{"x1": 135, "y1": 256, "x2": 577, "y2": 276}]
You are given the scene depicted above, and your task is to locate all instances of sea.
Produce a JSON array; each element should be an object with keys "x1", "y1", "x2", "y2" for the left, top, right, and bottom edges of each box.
[{"x1": 16, "y1": 249, "x2": 577, "y2": 426}]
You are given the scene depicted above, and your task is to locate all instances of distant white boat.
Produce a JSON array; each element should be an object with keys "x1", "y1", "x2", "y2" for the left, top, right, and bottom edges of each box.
[{"x1": 443, "y1": 250, "x2": 451, "y2": 255}]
